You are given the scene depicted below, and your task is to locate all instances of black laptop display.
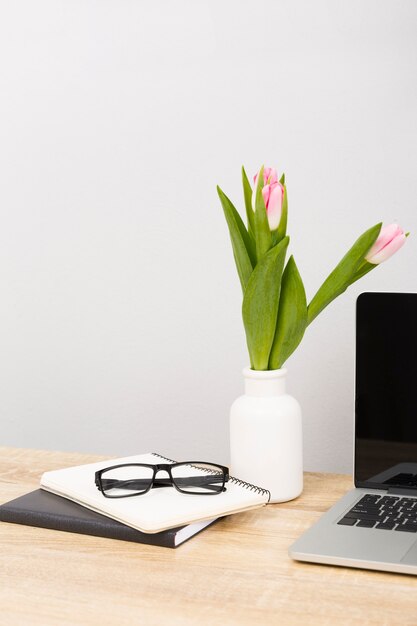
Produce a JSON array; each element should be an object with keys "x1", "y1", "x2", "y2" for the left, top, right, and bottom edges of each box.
[{"x1": 355, "y1": 292, "x2": 417, "y2": 491}]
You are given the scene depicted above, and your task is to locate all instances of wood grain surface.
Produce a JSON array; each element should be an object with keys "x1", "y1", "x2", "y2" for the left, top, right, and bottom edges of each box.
[{"x1": 1, "y1": 447, "x2": 416, "y2": 626}]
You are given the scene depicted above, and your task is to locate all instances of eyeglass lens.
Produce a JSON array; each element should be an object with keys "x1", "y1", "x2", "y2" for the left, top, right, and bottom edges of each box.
[
  {"x1": 171, "y1": 463, "x2": 225, "y2": 494},
  {"x1": 100, "y1": 465, "x2": 154, "y2": 497}
]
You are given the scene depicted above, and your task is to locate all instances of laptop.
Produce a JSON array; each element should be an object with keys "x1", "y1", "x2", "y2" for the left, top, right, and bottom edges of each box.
[{"x1": 289, "y1": 292, "x2": 417, "y2": 575}]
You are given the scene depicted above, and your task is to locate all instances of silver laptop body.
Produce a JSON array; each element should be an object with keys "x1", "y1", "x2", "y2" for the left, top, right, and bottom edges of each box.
[{"x1": 289, "y1": 293, "x2": 417, "y2": 575}]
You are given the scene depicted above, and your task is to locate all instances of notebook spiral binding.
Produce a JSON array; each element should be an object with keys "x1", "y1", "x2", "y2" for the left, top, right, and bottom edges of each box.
[
  {"x1": 152, "y1": 452, "x2": 271, "y2": 503},
  {"x1": 229, "y1": 477, "x2": 271, "y2": 502}
]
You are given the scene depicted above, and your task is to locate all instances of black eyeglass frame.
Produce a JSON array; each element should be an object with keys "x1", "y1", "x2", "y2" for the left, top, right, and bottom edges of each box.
[{"x1": 95, "y1": 462, "x2": 230, "y2": 498}]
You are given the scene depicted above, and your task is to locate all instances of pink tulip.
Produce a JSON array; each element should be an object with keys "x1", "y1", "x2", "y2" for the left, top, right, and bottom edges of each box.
[
  {"x1": 365, "y1": 223, "x2": 407, "y2": 264},
  {"x1": 252, "y1": 167, "x2": 284, "y2": 231}
]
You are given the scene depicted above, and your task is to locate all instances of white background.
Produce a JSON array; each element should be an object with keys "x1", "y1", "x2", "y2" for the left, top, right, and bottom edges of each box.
[{"x1": 1, "y1": 0, "x2": 416, "y2": 473}]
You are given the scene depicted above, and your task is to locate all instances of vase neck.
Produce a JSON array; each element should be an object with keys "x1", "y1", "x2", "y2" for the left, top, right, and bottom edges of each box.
[{"x1": 243, "y1": 367, "x2": 287, "y2": 397}]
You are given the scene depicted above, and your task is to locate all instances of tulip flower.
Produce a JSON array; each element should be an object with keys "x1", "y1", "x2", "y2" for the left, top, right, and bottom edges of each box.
[
  {"x1": 218, "y1": 165, "x2": 409, "y2": 370},
  {"x1": 365, "y1": 223, "x2": 407, "y2": 264},
  {"x1": 252, "y1": 167, "x2": 284, "y2": 231}
]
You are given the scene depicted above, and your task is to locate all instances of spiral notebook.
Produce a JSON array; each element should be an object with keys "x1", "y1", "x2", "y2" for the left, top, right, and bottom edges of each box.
[{"x1": 40, "y1": 452, "x2": 270, "y2": 534}]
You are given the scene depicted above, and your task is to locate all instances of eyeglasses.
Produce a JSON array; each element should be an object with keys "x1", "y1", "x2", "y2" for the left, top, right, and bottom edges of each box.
[{"x1": 95, "y1": 461, "x2": 229, "y2": 497}]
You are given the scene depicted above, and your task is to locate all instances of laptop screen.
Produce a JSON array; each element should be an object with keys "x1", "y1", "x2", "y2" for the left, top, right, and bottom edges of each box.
[{"x1": 355, "y1": 292, "x2": 417, "y2": 492}]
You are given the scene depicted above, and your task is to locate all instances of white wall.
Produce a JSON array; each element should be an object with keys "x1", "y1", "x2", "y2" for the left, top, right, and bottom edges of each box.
[{"x1": 1, "y1": 0, "x2": 416, "y2": 473}]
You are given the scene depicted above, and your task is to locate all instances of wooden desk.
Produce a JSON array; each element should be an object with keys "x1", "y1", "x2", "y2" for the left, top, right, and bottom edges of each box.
[{"x1": 1, "y1": 448, "x2": 416, "y2": 625}]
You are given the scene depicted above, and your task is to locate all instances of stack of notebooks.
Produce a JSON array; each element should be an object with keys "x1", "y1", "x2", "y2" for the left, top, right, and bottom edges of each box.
[{"x1": 0, "y1": 452, "x2": 270, "y2": 548}]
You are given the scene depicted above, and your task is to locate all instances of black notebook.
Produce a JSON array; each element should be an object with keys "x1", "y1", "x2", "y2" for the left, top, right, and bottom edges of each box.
[{"x1": 0, "y1": 490, "x2": 217, "y2": 548}]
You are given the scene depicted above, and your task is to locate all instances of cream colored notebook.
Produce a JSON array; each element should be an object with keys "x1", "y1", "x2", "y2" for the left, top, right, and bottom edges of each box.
[{"x1": 40, "y1": 453, "x2": 270, "y2": 534}]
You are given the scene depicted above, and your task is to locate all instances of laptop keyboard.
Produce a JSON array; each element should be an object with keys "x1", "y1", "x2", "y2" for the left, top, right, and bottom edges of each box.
[{"x1": 338, "y1": 494, "x2": 417, "y2": 532}]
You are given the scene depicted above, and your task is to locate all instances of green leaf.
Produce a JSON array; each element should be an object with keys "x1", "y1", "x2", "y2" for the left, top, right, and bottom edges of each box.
[
  {"x1": 307, "y1": 222, "x2": 382, "y2": 326},
  {"x1": 253, "y1": 165, "x2": 272, "y2": 259},
  {"x1": 242, "y1": 236, "x2": 289, "y2": 370},
  {"x1": 217, "y1": 185, "x2": 255, "y2": 291},
  {"x1": 242, "y1": 166, "x2": 256, "y2": 242},
  {"x1": 269, "y1": 256, "x2": 307, "y2": 369},
  {"x1": 280, "y1": 172, "x2": 285, "y2": 185},
  {"x1": 274, "y1": 183, "x2": 288, "y2": 245}
]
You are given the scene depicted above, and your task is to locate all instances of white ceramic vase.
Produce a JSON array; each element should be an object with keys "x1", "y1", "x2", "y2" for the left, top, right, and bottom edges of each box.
[{"x1": 230, "y1": 367, "x2": 303, "y2": 503}]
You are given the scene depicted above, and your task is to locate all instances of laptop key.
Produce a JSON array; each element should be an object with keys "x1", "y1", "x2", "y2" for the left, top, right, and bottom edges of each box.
[
  {"x1": 375, "y1": 522, "x2": 396, "y2": 530},
  {"x1": 356, "y1": 520, "x2": 376, "y2": 528},
  {"x1": 395, "y1": 525, "x2": 417, "y2": 533},
  {"x1": 337, "y1": 517, "x2": 357, "y2": 526},
  {"x1": 345, "y1": 512, "x2": 382, "y2": 521}
]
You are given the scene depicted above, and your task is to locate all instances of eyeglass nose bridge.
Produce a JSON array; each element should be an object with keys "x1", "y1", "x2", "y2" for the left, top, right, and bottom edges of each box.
[
  {"x1": 152, "y1": 464, "x2": 175, "y2": 487},
  {"x1": 154, "y1": 464, "x2": 174, "y2": 473}
]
